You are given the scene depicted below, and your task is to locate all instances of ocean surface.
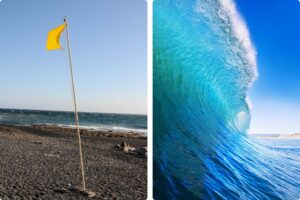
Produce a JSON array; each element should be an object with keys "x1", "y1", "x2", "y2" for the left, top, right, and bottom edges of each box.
[
  {"x1": 0, "y1": 108, "x2": 147, "y2": 134},
  {"x1": 153, "y1": 0, "x2": 300, "y2": 199}
]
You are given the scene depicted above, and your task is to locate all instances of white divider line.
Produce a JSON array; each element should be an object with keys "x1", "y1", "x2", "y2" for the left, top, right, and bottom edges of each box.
[{"x1": 147, "y1": 0, "x2": 154, "y2": 199}]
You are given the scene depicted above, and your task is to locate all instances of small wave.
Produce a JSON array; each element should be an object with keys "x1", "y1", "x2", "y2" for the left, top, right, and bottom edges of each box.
[
  {"x1": 0, "y1": 108, "x2": 147, "y2": 135},
  {"x1": 36, "y1": 123, "x2": 147, "y2": 135}
]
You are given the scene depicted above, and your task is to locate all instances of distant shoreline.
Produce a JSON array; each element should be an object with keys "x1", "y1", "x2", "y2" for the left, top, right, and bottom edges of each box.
[{"x1": 250, "y1": 133, "x2": 300, "y2": 139}]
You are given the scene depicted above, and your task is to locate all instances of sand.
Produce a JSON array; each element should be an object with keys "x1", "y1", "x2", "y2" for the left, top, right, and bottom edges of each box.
[{"x1": 0, "y1": 125, "x2": 147, "y2": 200}]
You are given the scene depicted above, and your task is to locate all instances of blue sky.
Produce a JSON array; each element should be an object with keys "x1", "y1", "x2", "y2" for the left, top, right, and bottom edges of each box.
[
  {"x1": 235, "y1": 0, "x2": 300, "y2": 133},
  {"x1": 0, "y1": 0, "x2": 147, "y2": 114}
]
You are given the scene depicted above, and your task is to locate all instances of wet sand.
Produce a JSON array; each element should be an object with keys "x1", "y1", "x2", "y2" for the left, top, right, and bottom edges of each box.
[{"x1": 0, "y1": 125, "x2": 147, "y2": 200}]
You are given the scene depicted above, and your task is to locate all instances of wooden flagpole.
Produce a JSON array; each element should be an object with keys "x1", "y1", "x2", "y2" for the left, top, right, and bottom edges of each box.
[{"x1": 64, "y1": 16, "x2": 86, "y2": 190}]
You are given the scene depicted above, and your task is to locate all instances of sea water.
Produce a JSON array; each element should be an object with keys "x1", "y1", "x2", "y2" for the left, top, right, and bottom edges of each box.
[
  {"x1": 153, "y1": 0, "x2": 300, "y2": 199},
  {"x1": 0, "y1": 108, "x2": 147, "y2": 134}
]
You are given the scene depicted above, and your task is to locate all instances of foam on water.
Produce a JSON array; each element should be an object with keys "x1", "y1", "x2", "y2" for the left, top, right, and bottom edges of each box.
[
  {"x1": 0, "y1": 109, "x2": 147, "y2": 134},
  {"x1": 218, "y1": 0, "x2": 257, "y2": 76}
]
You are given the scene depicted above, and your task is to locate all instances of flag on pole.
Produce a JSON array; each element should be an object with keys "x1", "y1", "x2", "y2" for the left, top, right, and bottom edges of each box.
[
  {"x1": 46, "y1": 24, "x2": 66, "y2": 50},
  {"x1": 45, "y1": 18, "x2": 92, "y2": 195}
]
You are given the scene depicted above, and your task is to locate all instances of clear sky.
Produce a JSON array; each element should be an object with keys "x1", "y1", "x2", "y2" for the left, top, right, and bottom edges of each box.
[
  {"x1": 0, "y1": 0, "x2": 147, "y2": 114},
  {"x1": 235, "y1": 0, "x2": 300, "y2": 134}
]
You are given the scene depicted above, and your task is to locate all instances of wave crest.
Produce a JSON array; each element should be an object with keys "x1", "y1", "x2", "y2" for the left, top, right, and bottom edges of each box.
[{"x1": 218, "y1": 0, "x2": 257, "y2": 78}]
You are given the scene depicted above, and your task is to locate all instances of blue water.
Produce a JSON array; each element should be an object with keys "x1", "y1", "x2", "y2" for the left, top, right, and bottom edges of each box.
[
  {"x1": 153, "y1": 0, "x2": 300, "y2": 199},
  {"x1": 0, "y1": 108, "x2": 147, "y2": 134}
]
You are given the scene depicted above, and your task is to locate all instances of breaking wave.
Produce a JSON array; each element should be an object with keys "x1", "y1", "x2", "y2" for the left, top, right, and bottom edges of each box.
[{"x1": 153, "y1": 0, "x2": 300, "y2": 199}]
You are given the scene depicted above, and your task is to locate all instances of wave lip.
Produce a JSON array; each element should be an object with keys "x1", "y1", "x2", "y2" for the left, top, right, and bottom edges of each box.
[{"x1": 218, "y1": 0, "x2": 257, "y2": 78}]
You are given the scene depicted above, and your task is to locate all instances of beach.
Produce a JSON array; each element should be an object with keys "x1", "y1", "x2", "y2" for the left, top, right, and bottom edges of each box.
[{"x1": 0, "y1": 125, "x2": 147, "y2": 200}]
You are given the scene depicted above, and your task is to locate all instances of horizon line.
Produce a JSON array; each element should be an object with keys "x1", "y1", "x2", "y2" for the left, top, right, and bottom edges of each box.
[{"x1": 0, "y1": 107, "x2": 147, "y2": 116}]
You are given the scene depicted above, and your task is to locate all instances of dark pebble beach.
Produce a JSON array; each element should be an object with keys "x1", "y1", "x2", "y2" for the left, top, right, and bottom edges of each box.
[{"x1": 0, "y1": 125, "x2": 147, "y2": 200}]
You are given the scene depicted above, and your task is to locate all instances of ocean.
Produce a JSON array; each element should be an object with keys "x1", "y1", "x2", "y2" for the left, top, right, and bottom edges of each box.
[
  {"x1": 256, "y1": 138, "x2": 300, "y2": 158},
  {"x1": 0, "y1": 108, "x2": 147, "y2": 134},
  {"x1": 153, "y1": 0, "x2": 300, "y2": 199}
]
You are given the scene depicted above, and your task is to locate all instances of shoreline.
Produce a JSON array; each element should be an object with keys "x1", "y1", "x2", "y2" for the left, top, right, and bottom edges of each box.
[
  {"x1": 0, "y1": 124, "x2": 147, "y2": 199},
  {"x1": 0, "y1": 124, "x2": 147, "y2": 139},
  {"x1": 250, "y1": 133, "x2": 300, "y2": 139},
  {"x1": 0, "y1": 108, "x2": 147, "y2": 137}
]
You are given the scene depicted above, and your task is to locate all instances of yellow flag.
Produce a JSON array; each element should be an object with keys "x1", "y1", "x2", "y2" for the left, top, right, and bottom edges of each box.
[{"x1": 46, "y1": 23, "x2": 66, "y2": 50}]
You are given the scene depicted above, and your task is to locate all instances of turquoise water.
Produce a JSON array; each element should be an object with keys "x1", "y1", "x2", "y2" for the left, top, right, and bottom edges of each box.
[
  {"x1": 0, "y1": 108, "x2": 147, "y2": 134},
  {"x1": 153, "y1": 0, "x2": 300, "y2": 199}
]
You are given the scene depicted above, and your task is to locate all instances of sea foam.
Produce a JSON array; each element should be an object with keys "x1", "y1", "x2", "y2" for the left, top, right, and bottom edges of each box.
[{"x1": 218, "y1": 0, "x2": 258, "y2": 79}]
